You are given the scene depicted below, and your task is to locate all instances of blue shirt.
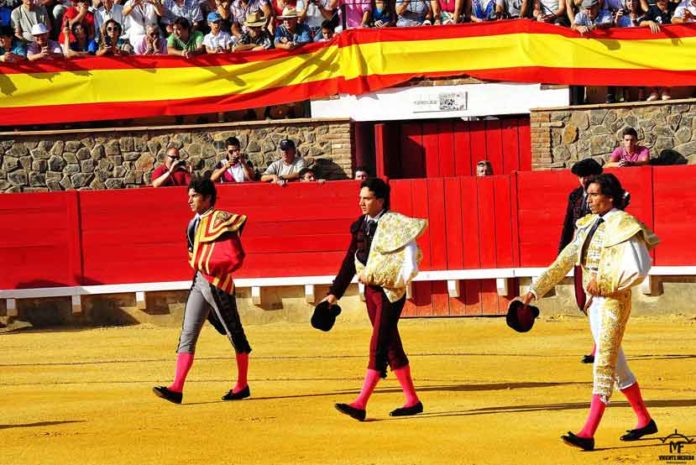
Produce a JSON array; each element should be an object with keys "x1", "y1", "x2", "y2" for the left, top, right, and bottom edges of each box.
[
  {"x1": 274, "y1": 23, "x2": 312, "y2": 45},
  {"x1": 0, "y1": 38, "x2": 26, "y2": 58}
]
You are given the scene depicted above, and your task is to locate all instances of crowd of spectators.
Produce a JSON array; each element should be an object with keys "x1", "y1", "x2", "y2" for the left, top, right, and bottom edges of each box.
[{"x1": 152, "y1": 136, "x2": 367, "y2": 188}]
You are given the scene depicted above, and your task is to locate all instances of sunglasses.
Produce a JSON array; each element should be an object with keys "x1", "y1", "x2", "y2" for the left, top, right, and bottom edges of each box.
[
  {"x1": 106, "y1": 26, "x2": 119, "y2": 32},
  {"x1": 168, "y1": 155, "x2": 180, "y2": 160}
]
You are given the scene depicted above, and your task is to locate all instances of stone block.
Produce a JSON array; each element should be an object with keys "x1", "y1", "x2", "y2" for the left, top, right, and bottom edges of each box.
[
  {"x1": 63, "y1": 152, "x2": 78, "y2": 163},
  {"x1": 50, "y1": 140, "x2": 65, "y2": 157},
  {"x1": 8, "y1": 170, "x2": 28, "y2": 186},
  {"x1": 7, "y1": 144, "x2": 29, "y2": 158},
  {"x1": 147, "y1": 140, "x2": 162, "y2": 156},
  {"x1": 668, "y1": 114, "x2": 682, "y2": 131},
  {"x1": 48, "y1": 155, "x2": 66, "y2": 172},
  {"x1": 3, "y1": 156, "x2": 19, "y2": 172},
  {"x1": 673, "y1": 140, "x2": 696, "y2": 157},
  {"x1": 65, "y1": 164, "x2": 80, "y2": 174},
  {"x1": 187, "y1": 143, "x2": 202, "y2": 157},
  {"x1": 66, "y1": 141, "x2": 82, "y2": 152},
  {"x1": 248, "y1": 141, "x2": 262, "y2": 153},
  {"x1": 31, "y1": 148, "x2": 50, "y2": 159},
  {"x1": 80, "y1": 137, "x2": 95, "y2": 150},
  {"x1": 675, "y1": 127, "x2": 691, "y2": 145},
  {"x1": 123, "y1": 152, "x2": 141, "y2": 162},
  {"x1": 105, "y1": 178, "x2": 124, "y2": 189},
  {"x1": 76, "y1": 147, "x2": 91, "y2": 160},
  {"x1": 20, "y1": 156, "x2": 31, "y2": 169},
  {"x1": 589, "y1": 109, "x2": 608, "y2": 126},
  {"x1": 135, "y1": 153, "x2": 155, "y2": 171},
  {"x1": 97, "y1": 170, "x2": 109, "y2": 182},
  {"x1": 590, "y1": 135, "x2": 615, "y2": 156},
  {"x1": 81, "y1": 159, "x2": 95, "y2": 173},
  {"x1": 561, "y1": 124, "x2": 578, "y2": 144},
  {"x1": 46, "y1": 178, "x2": 63, "y2": 191},
  {"x1": 71, "y1": 173, "x2": 94, "y2": 188},
  {"x1": 119, "y1": 137, "x2": 135, "y2": 152},
  {"x1": 89, "y1": 178, "x2": 105, "y2": 190},
  {"x1": 29, "y1": 172, "x2": 45, "y2": 187},
  {"x1": 134, "y1": 136, "x2": 147, "y2": 151},
  {"x1": 108, "y1": 155, "x2": 123, "y2": 166},
  {"x1": 105, "y1": 141, "x2": 121, "y2": 156},
  {"x1": 60, "y1": 175, "x2": 73, "y2": 190},
  {"x1": 91, "y1": 145, "x2": 105, "y2": 160},
  {"x1": 32, "y1": 160, "x2": 48, "y2": 172},
  {"x1": 114, "y1": 166, "x2": 127, "y2": 177}
]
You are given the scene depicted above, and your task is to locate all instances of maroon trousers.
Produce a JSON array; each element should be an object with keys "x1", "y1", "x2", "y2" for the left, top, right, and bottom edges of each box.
[{"x1": 365, "y1": 285, "x2": 408, "y2": 377}]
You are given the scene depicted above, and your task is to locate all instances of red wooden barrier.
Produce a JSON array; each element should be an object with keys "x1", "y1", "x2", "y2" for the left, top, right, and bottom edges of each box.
[{"x1": 2, "y1": 166, "x2": 695, "y2": 317}]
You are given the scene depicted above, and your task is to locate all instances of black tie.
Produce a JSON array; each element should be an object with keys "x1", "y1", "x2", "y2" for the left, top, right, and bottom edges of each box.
[
  {"x1": 187, "y1": 216, "x2": 200, "y2": 251},
  {"x1": 364, "y1": 219, "x2": 377, "y2": 237},
  {"x1": 581, "y1": 217, "x2": 604, "y2": 264}
]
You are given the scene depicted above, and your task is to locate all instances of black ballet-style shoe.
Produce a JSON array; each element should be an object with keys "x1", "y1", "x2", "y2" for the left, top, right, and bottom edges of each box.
[
  {"x1": 561, "y1": 431, "x2": 595, "y2": 451},
  {"x1": 152, "y1": 386, "x2": 183, "y2": 404},
  {"x1": 620, "y1": 419, "x2": 658, "y2": 441},
  {"x1": 389, "y1": 401, "x2": 424, "y2": 417},
  {"x1": 335, "y1": 403, "x2": 366, "y2": 422},
  {"x1": 581, "y1": 354, "x2": 595, "y2": 364},
  {"x1": 222, "y1": 385, "x2": 251, "y2": 401}
]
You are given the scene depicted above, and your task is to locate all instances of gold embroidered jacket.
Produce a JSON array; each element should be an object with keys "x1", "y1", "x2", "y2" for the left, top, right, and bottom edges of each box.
[{"x1": 355, "y1": 211, "x2": 428, "y2": 302}]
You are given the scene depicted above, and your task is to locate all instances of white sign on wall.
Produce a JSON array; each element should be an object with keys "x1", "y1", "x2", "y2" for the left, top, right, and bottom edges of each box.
[{"x1": 412, "y1": 91, "x2": 468, "y2": 113}]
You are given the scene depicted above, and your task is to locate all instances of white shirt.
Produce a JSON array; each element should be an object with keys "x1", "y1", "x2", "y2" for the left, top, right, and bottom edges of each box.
[
  {"x1": 203, "y1": 30, "x2": 235, "y2": 51},
  {"x1": 674, "y1": 0, "x2": 696, "y2": 20}
]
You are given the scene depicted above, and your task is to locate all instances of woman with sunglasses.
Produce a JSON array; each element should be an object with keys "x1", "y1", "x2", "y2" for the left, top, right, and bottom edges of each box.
[
  {"x1": 62, "y1": 22, "x2": 98, "y2": 57},
  {"x1": 96, "y1": 19, "x2": 133, "y2": 56}
]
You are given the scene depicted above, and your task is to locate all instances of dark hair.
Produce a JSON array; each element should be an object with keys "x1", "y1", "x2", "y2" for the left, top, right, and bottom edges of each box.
[
  {"x1": 299, "y1": 167, "x2": 315, "y2": 178},
  {"x1": 225, "y1": 136, "x2": 240, "y2": 147},
  {"x1": 360, "y1": 178, "x2": 390, "y2": 210},
  {"x1": 622, "y1": 127, "x2": 638, "y2": 139},
  {"x1": 321, "y1": 20, "x2": 334, "y2": 30},
  {"x1": 188, "y1": 177, "x2": 217, "y2": 206},
  {"x1": 104, "y1": 19, "x2": 122, "y2": 34},
  {"x1": 571, "y1": 158, "x2": 603, "y2": 177},
  {"x1": 173, "y1": 16, "x2": 191, "y2": 31},
  {"x1": 0, "y1": 26, "x2": 15, "y2": 37},
  {"x1": 586, "y1": 173, "x2": 626, "y2": 210},
  {"x1": 354, "y1": 165, "x2": 369, "y2": 174}
]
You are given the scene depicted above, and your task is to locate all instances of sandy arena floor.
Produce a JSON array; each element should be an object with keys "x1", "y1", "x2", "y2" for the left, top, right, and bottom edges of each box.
[{"x1": 2, "y1": 315, "x2": 695, "y2": 465}]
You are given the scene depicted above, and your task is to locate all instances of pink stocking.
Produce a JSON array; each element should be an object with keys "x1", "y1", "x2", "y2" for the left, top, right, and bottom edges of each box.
[
  {"x1": 577, "y1": 394, "x2": 606, "y2": 438},
  {"x1": 393, "y1": 365, "x2": 420, "y2": 407},
  {"x1": 350, "y1": 369, "x2": 381, "y2": 410},
  {"x1": 168, "y1": 352, "x2": 194, "y2": 393}
]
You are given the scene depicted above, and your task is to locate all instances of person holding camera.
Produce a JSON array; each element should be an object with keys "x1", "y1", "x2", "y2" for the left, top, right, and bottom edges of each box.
[
  {"x1": 151, "y1": 147, "x2": 193, "y2": 187},
  {"x1": 210, "y1": 137, "x2": 256, "y2": 183}
]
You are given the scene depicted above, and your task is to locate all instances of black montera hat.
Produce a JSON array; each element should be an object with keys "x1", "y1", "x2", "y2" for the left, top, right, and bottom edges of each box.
[
  {"x1": 506, "y1": 299, "x2": 540, "y2": 333},
  {"x1": 571, "y1": 158, "x2": 603, "y2": 177},
  {"x1": 311, "y1": 301, "x2": 342, "y2": 332}
]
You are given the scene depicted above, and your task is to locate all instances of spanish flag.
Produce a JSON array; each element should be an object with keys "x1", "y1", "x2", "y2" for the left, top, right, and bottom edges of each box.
[{"x1": 1, "y1": 20, "x2": 695, "y2": 125}]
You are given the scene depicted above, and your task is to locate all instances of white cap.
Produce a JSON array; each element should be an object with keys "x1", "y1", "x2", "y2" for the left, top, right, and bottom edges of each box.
[{"x1": 31, "y1": 23, "x2": 49, "y2": 36}]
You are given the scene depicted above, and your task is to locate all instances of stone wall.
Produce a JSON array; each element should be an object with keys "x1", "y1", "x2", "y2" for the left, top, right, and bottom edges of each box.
[
  {"x1": 0, "y1": 118, "x2": 353, "y2": 193},
  {"x1": 531, "y1": 99, "x2": 696, "y2": 170}
]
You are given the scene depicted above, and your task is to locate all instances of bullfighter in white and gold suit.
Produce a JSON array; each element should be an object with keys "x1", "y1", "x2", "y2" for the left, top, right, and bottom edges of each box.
[
  {"x1": 524, "y1": 173, "x2": 660, "y2": 451},
  {"x1": 323, "y1": 178, "x2": 427, "y2": 422}
]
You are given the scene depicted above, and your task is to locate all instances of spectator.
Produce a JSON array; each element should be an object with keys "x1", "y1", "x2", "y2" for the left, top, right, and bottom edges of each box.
[
  {"x1": 336, "y1": 0, "x2": 372, "y2": 28},
  {"x1": 476, "y1": 159, "x2": 493, "y2": 176},
  {"x1": 96, "y1": 18, "x2": 132, "y2": 55},
  {"x1": 432, "y1": 0, "x2": 463, "y2": 23},
  {"x1": 296, "y1": 0, "x2": 336, "y2": 37},
  {"x1": 123, "y1": 0, "x2": 164, "y2": 45},
  {"x1": 274, "y1": 6, "x2": 311, "y2": 49},
  {"x1": 230, "y1": 0, "x2": 273, "y2": 39},
  {"x1": 11, "y1": 0, "x2": 50, "y2": 43},
  {"x1": 200, "y1": 0, "x2": 233, "y2": 31},
  {"x1": 0, "y1": 23, "x2": 26, "y2": 61},
  {"x1": 315, "y1": 17, "x2": 334, "y2": 39},
  {"x1": 62, "y1": 20, "x2": 98, "y2": 56},
  {"x1": 41, "y1": 0, "x2": 65, "y2": 40},
  {"x1": 233, "y1": 11, "x2": 273, "y2": 50},
  {"x1": 58, "y1": 0, "x2": 94, "y2": 45},
  {"x1": 1, "y1": 0, "x2": 16, "y2": 30},
  {"x1": 571, "y1": 0, "x2": 612, "y2": 34},
  {"x1": 672, "y1": 0, "x2": 696, "y2": 23},
  {"x1": 133, "y1": 22, "x2": 168, "y2": 54},
  {"x1": 498, "y1": 0, "x2": 531, "y2": 18},
  {"x1": 354, "y1": 165, "x2": 369, "y2": 180},
  {"x1": 204, "y1": 11, "x2": 235, "y2": 52},
  {"x1": 396, "y1": 0, "x2": 432, "y2": 25},
  {"x1": 151, "y1": 147, "x2": 193, "y2": 187},
  {"x1": 470, "y1": 0, "x2": 500, "y2": 20},
  {"x1": 162, "y1": 0, "x2": 204, "y2": 34},
  {"x1": 94, "y1": 0, "x2": 126, "y2": 42},
  {"x1": 260, "y1": 138, "x2": 307, "y2": 184},
  {"x1": 606, "y1": 127, "x2": 650, "y2": 167},
  {"x1": 26, "y1": 22, "x2": 63, "y2": 60},
  {"x1": 167, "y1": 16, "x2": 205, "y2": 57},
  {"x1": 616, "y1": 0, "x2": 645, "y2": 27},
  {"x1": 210, "y1": 137, "x2": 256, "y2": 183},
  {"x1": 641, "y1": 0, "x2": 673, "y2": 32},
  {"x1": 299, "y1": 167, "x2": 325, "y2": 182},
  {"x1": 367, "y1": 0, "x2": 394, "y2": 26},
  {"x1": 533, "y1": 0, "x2": 569, "y2": 24}
]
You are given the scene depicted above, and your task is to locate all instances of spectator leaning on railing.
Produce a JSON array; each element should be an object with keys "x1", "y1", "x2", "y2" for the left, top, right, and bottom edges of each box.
[
  {"x1": 133, "y1": 22, "x2": 168, "y2": 54},
  {"x1": 232, "y1": 11, "x2": 273, "y2": 50},
  {"x1": 151, "y1": 146, "x2": 193, "y2": 187},
  {"x1": 123, "y1": 0, "x2": 164, "y2": 45},
  {"x1": 260, "y1": 138, "x2": 307, "y2": 184},
  {"x1": 432, "y1": 0, "x2": 463, "y2": 24},
  {"x1": 0, "y1": 24, "x2": 26, "y2": 61},
  {"x1": 62, "y1": 20, "x2": 97, "y2": 57},
  {"x1": 167, "y1": 16, "x2": 205, "y2": 57},
  {"x1": 396, "y1": 0, "x2": 433, "y2": 26},
  {"x1": 274, "y1": 6, "x2": 312, "y2": 48},
  {"x1": 27, "y1": 22, "x2": 63, "y2": 60},
  {"x1": 96, "y1": 18, "x2": 133, "y2": 56},
  {"x1": 571, "y1": 0, "x2": 612, "y2": 34},
  {"x1": 204, "y1": 11, "x2": 236, "y2": 52},
  {"x1": 230, "y1": 0, "x2": 274, "y2": 39},
  {"x1": 315, "y1": 18, "x2": 335, "y2": 39},
  {"x1": 58, "y1": 0, "x2": 94, "y2": 45},
  {"x1": 605, "y1": 127, "x2": 650, "y2": 167},
  {"x1": 365, "y1": 0, "x2": 394, "y2": 27}
]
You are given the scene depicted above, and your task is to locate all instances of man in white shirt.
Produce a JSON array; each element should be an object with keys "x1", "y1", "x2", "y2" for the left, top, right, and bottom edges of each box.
[
  {"x1": 123, "y1": 0, "x2": 163, "y2": 44},
  {"x1": 203, "y1": 10, "x2": 234, "y2": 52},
  {"x1": 94, "y1": 0, "x2": 125, "y2": 41},
  {"x1": 260, "y1": 138, "x2": 307, "y2": 184}
]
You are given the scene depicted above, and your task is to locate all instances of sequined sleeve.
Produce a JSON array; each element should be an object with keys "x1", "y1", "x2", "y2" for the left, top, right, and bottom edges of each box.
[
  {"x1": 529, "y1": 240, "x2": 579, "y2": 299},
  {"x1": 596, "y1": 236, "x2": 651, "y2": 296}
]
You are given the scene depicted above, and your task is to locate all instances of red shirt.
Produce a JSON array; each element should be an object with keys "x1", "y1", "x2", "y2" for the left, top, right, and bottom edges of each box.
[
  {"x1": 151, "y1": 164, "x2": 192, "y2": 187},
  {"x1": 59, "y1": 7, "x2": 95, "y2": 43}
]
